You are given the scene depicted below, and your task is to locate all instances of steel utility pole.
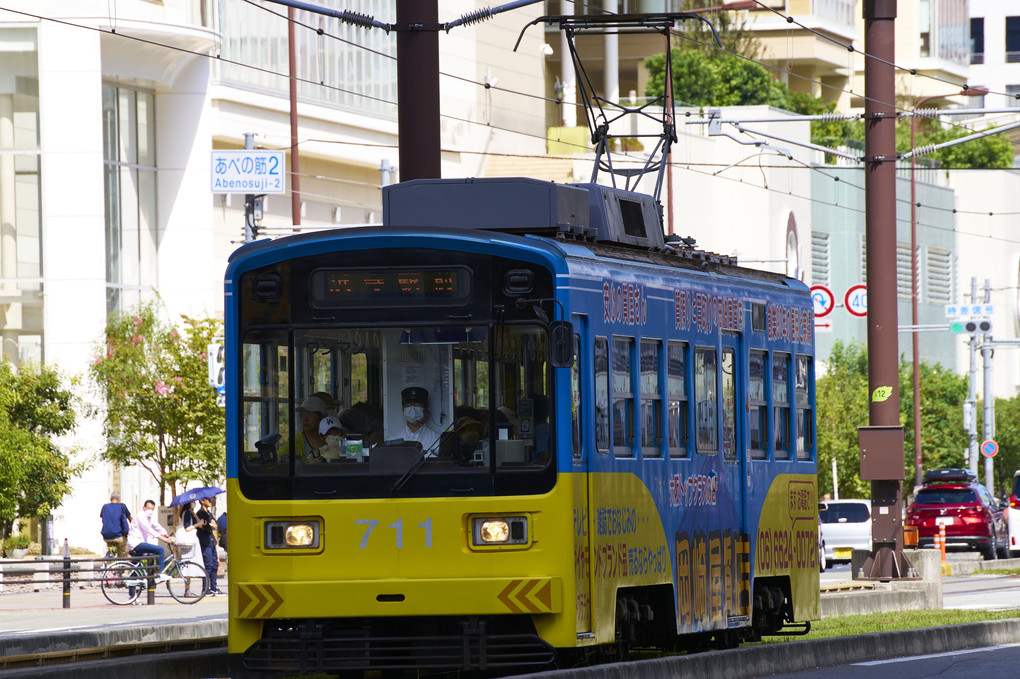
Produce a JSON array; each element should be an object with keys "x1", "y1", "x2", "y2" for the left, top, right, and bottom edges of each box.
[
  {"x1": 288, "y1": 7, "x2": 302, "y2": 225},
  {"x1": 857, "y1": 0, "x2": 912, "y2": 581},
  {"x1": 395, "y1": 0, "x2": 441, "y2": 180}
]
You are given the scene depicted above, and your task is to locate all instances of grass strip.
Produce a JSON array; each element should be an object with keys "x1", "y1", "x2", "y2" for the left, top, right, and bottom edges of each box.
[{"x1": 762, "y1": 608, "x2": 1020, "y2": 642}]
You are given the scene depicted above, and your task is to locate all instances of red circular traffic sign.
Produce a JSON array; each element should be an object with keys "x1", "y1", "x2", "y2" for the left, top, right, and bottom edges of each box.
[
  {"x1": 844, "y1": 284, "x2": 868, "y2": 318},
  {"x1": 981, "y1": 439, "x2": 998, "y2": 458},
  {"x1": 811, "y1": 285, "x2": 835, "y2": 318}
]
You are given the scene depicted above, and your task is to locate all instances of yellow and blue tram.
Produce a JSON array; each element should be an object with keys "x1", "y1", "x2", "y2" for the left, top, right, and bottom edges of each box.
[{"x1": 225, "y1": 178, "x2": 819, "y2": 674}]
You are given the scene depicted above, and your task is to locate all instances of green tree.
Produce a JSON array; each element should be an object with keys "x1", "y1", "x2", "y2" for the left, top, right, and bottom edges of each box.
[
  {"x1": 643, "y1": 47, "x2": 846, "y2": 151},
  {"x1": 89, "y1": 302, "x2": 225, "y2": 505},
  {"x1": 816, "y1": 342, "x2": 870, "y2": 499},
  {"x1": 643, "y1": 47, "x2": 1013, "y2": 169},
  {"x1": 816, "y1": 341, "x2": 969, "y2": 498},
  {"x1": 0, "y1": 361, "x2": 80, "y2": 541},
  {"x1": 644, "y1": 48, "x2": 790, "y2": 108},
  {"x1": 992, "y1": 396, "x2": 1020, "y2": 496},
  {"x1": 923, "y1": 123, "x2": 1015, "y2": 169},
  {"x1": 899, "y1": 360, "x2": 969, "y2": 484}
]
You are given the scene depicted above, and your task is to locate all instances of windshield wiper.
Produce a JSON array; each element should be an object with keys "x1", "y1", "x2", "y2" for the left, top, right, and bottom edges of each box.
[{"x1": 390, "y1": 428, "x2": 455, "y2": 492}]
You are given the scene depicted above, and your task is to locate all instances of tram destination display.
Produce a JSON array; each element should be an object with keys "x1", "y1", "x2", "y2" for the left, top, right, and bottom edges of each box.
[{"x1": 311, "y1": 267, "x2": 471, "y2": 307}]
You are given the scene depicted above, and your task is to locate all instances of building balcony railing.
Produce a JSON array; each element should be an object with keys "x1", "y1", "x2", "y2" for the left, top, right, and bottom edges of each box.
[
  {"x1": 970, "y1": 52, "x2": 984, "y2": 65},
  {"x1": 810, "y1": 0, "x2": 854, "y2": 29},
  {"x1": 1007, "y1": 51, "x2": 1020, "y2": 64}
]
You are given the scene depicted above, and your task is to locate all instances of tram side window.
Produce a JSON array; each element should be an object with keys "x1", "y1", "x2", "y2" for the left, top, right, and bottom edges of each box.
[
  {"x1": 612, "y1": 337, "x2": 635, "y2": 456},
  {"x1": 595, "y1": 337, "x2": 610, "y2": 453},
  {"x1": 795, "y1": 355, "x2": 813, "y2": 460},
  {"x1": 748, "y1": 351, "x2": 768, "y2": 460},
  {"x1": 640, "y1": 339, "x2": 662, "y2": 457},
  {"x1": 773, "y1": 353, "x2": 791, "y2": 460},
  {"x1": 695, "y1": 347, "x2": 718, "y2": 455},
  {"x1": 571, "y1": 333, "x2": 582, "y2": 460},
  {"x1": 721, "y1": 347, "x2": 736, "y2": 462},
  {"x1": 667, "y1": 341, "x2": 689, "y2": 458}
]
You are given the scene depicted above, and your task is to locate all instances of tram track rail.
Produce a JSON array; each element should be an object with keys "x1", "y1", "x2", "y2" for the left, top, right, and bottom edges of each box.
[{"x1": 1, "y1": 634, "x2": 225, "y2": 670}]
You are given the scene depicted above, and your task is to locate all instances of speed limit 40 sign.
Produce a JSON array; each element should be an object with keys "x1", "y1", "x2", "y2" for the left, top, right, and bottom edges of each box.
[{"x1": 844, "y1": 284, "x2": 867, "y2": 317}]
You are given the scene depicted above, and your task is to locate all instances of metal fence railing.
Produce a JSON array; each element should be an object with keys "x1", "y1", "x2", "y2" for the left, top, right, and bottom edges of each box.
[{"x1": 0, "y1": 553, "x2": 163, "y2": 607}]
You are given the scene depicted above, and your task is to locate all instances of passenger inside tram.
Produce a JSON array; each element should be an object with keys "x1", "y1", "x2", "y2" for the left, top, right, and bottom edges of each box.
[{"x1": 241, "y1": 325, "x2": 553, "y2": 475}]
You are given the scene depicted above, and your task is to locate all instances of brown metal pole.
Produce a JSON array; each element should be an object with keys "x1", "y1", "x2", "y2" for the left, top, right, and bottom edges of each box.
[
  {"x1": 910, "y1": 103, "x2": 920, "y2": 490},
  {"x1": 288, "y1": 8, "x2": 302, "y2": 226},
  {"x1": 860, "y1": 0, "x2": 911, "y2": 581},
  {"x1": 396, "y1": 0, "x2": 441, "y2": 181},
  {"x1": 664, "y1": 34, "x2": 674, "y2": 236}
]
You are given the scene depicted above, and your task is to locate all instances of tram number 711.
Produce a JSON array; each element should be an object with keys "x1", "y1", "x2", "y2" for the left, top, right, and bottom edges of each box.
[{"x1": 356, "y1": 518, "x2": 433, "y2": 549}]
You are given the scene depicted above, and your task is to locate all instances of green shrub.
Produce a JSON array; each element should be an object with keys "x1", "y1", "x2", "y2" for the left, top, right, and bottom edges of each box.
[{"x1": 3, "y1": 534, "x2": 31, "y2": 549}]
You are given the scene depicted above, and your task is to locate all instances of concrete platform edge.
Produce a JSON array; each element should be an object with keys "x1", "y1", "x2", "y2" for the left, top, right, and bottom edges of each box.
[{"x1": 0, "y1": 618, "x2": 227, "y2": 658}]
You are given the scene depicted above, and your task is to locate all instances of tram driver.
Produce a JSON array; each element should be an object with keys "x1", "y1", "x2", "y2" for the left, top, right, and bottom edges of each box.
[{"x1": 394, "y1": 386, "x2": 441, "y2": 456}]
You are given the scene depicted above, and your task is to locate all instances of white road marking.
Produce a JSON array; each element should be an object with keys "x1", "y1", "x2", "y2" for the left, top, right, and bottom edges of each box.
[{"x1": 853, "y1": 642, "x2": 1020, "y2": 666}]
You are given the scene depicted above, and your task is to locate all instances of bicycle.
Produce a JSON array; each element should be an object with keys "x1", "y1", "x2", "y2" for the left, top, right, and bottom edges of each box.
[{"x1": 100, "y1": 546, "x2": 208, "y2": 605}]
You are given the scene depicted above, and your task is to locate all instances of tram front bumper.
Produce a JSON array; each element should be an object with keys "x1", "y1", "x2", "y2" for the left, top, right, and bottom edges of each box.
[{"x1": 234, "y1": 576, "x2": 563, "y2": 619}]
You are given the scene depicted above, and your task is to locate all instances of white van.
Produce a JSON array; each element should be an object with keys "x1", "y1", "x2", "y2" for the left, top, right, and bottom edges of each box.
[
  {"x1": 818, "y1": 499, "x2": 872, "y2": 568},
  {"x1": 1008, "y1": 471, "x2": 1020, "y2": 558}
]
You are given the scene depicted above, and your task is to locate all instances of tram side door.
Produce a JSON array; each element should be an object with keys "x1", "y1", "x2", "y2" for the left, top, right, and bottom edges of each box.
[
  {"x1": 720, "y1": 332, "x2": 749, "y2": 623},
  {"x1": 570, "y1": 314, "x2": 594, "y2": 638}
]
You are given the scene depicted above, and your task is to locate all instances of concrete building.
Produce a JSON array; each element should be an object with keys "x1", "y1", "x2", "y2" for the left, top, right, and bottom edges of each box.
[
  {"x1": 7, "y1": 0, "x2": 1020, "y2": 550},
  {"x1": 0, "y1": 0, "x2": 548, "y2": 553},
  {"x1": 967, "y1": 0, "x2": 1020, "y2": 157}
]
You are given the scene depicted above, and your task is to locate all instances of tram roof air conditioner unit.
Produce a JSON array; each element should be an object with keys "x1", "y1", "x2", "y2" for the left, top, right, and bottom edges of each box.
[{"x1": 382, "y1": 177, "x2": 664, "y2": 250}]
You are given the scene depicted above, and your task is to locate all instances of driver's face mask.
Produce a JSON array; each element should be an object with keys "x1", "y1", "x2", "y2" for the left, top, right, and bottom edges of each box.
[{"x1": 403, "y1": 405, "x2": 425, "y2": 424}]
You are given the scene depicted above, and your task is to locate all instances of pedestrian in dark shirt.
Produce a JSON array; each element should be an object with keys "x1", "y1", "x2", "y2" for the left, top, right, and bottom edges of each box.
[
  {"x1": 99, "y1": 492, "x2": 132, "y2": 557},
  {"x1": 216, "y1": 511, "x2": 228, "y2": 552},
  {"x1": 196, "y1": 498, "x2": 223, "y2": 596}
]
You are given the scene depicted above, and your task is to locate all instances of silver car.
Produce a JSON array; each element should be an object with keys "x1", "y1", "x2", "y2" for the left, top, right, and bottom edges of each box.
[{"x1": 818, "y1": 499, "x2": 872, "y2": 567}]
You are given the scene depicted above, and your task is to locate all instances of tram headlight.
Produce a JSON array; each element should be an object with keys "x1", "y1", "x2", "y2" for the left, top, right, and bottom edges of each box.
[
  {"x1": 263, "y1": 519, "x2": 321, "y2": 551},
  {"x1": 471, "y1": 515, "x2": 529, "y2": 548}
]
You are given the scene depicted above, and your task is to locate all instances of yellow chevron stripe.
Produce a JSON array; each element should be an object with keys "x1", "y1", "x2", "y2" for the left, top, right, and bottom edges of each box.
[
  {"x1": 496, "y1": 578, "x2": 554, "y2": 614},
  {"x1": 238, "y1": 584, "x2": 285, "y2": 618}
]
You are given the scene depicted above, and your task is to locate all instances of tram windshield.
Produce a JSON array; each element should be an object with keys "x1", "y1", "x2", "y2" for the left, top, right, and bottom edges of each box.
[{"x1": 239, "y1": 323, "x2": 554, "y2": 492}]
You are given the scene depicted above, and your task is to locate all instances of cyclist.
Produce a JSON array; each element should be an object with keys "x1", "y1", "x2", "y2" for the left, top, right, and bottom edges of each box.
[{"x1": 127, "y1": 499, "x2": 174, "y2": 583}]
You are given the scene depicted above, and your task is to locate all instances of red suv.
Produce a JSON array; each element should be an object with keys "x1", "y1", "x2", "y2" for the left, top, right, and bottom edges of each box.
[{"x1": 905, "y1": 468, "x2": 1008, "y2": 561}]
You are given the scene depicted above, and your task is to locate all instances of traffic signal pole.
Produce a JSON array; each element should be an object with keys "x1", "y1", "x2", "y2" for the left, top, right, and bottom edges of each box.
[
  {"x1": 858, "y1": 0, "x2": 913, "y2": 581},
  {"x1": 981, "y1": 278, "x2": 995, "y2": 493}
]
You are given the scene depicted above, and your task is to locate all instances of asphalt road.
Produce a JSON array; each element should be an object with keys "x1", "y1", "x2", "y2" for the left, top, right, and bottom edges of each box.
[
  {"x1": 823, "y1": 551, "x2": 1020, "y2": 611},
  {"x1": 755, "y1": 643, "x2": 1020, "y2": 679}
]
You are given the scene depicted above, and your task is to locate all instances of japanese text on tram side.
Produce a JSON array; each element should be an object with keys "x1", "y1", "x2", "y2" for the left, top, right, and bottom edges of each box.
[
  {"x1": 674, "y1": 290, "x2": 742, "y2": 333},
  {"x1": 668, "y1": 472, "x2": 719, "y2": 508},
  {"x1": 603, "y1": 281, "x2": 647, "y2": 325}
]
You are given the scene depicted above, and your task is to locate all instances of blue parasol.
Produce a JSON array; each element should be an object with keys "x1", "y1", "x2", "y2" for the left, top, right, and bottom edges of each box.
[{"x1": 168, "y1": 486, "x2": 224, "y2": 507}]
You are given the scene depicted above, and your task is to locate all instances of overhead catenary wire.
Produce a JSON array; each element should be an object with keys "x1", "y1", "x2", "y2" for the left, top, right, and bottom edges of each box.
[{"x1": 9, "y1": 4, "x2": 1020, "y2": 233}]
